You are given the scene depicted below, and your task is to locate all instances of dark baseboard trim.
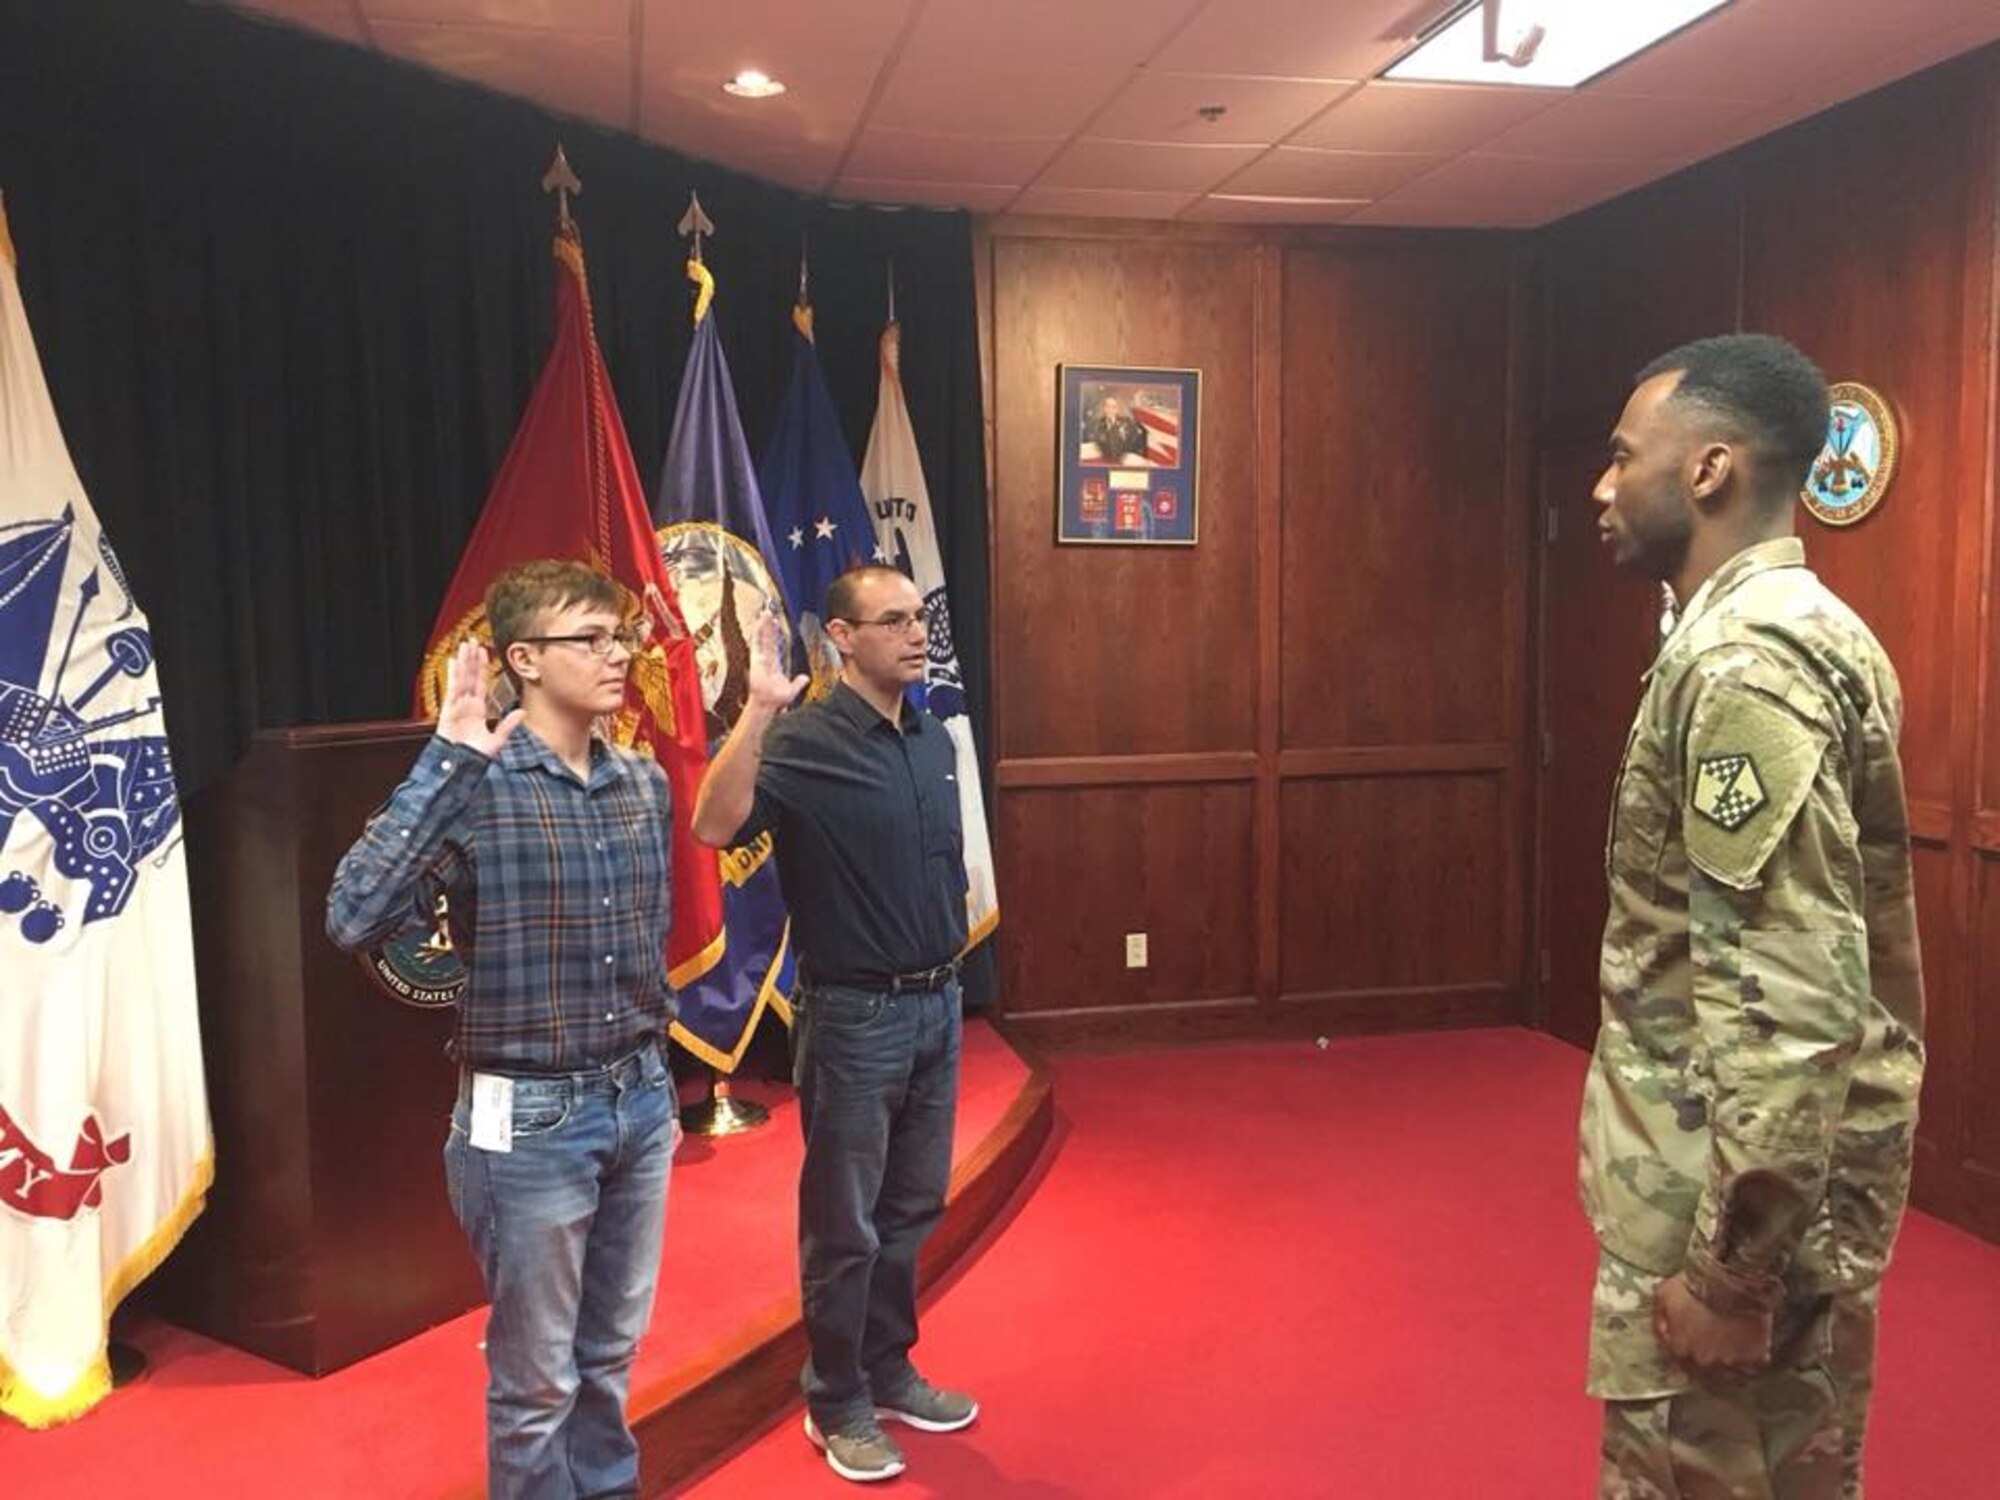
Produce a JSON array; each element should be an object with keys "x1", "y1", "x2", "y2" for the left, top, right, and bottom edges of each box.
[
  {"x1": 997, "y1": 985, "x2": 1520, "y2": 1053},
  {"x1": 1912, "y1": 1141, "x2": 2000, "y2": 1248}
]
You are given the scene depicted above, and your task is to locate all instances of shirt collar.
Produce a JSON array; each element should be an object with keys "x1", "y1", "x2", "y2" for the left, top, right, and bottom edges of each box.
[
  {"x1": 828, "y1": 678, "x2": 922, "y2": 735},
  {"x1": 497, "y1": 723, "x2": 626, "y2": 788},
  {"x1": 1661, "y1": 535, "x2": 1806, "y2": 653}
]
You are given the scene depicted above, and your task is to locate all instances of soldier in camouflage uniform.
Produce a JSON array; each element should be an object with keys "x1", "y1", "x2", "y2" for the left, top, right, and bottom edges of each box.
[{"x1": 1579, "y1": 334, "x2": 1925, "y2": 1498}]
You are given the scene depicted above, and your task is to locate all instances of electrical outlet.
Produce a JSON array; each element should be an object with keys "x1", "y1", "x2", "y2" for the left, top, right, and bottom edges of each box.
[{"x1": 1124, "y1": 932, "x2": 1148, "y2": 969}]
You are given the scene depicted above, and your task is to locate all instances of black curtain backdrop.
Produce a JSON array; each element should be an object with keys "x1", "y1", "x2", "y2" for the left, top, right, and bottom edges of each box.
[{"x1": 0, "y1": 0, "x2": 991, "y2": 812}]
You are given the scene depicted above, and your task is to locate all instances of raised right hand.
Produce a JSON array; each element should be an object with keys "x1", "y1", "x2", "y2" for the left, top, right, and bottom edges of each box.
[
  {"x1": 748, "y1": 615, "x2": 808, "y2": 714},
  {"x1": 437, "y1": 637, "x2": 524, "y2": 757}
]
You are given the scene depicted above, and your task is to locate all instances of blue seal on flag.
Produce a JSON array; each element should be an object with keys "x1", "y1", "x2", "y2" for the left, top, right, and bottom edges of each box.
[{"x1": 0, "y1": 508, "x2": 181, "y2": 945}]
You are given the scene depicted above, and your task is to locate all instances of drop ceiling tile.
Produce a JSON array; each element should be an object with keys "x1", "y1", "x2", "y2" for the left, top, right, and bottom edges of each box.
[
  {"x1": 1181, "y1": 194, "x2": 1366, "y2": 223},
  {"x1": 1347, "y1": 198, "x2": 1541, "y2": 228},
  {"x1": 228, "y1": 0, "x2": 366, "y2": 43},
  {"x1": 1086, "y1": 72, "x2": 1355, "y2": 145},
  {"x1": 843, "y1": 128, "x2": 1063, "y2": 184},
  {"x1": 1592, "y1": 15, "x2": 1907, "y2": 101},
  {"x1": 1747, "y1": 0, "x2": 2000, "y2": 32},
  {"x1": 636, "y1": 0, "x2": 911, "y2": 86},
  {"x1": 1036, "y1": 139, "x2": 1264, "y2": 193},
  {"x1": 636, "y1": 96, "x2": 849, "y2": 184},
  {"x1": 1293, "y1": 82, "x2": 1564, "y2": 154},
  {"x1": 635, "y1": 0, "x2": 898, "y2": 151},
  {"x1": 1767, "y1": 10, "x2": 2000, "y2": 120},
  {"x1": 680, "y1": 143, "x2": 838, "y2": 194},
  {"x1": 1006, "y1": 185, "x2": 1200, "y2": 218},
  {"x1": 364, "y1": 0, "x2": 626, "y2": 30},
  {"x1": 834, "y1": 178, "x2": 1020, "y2": 211},
  {"x1": 1223, "y1": 146, "x2": 1445, "y2": 197},
  {"x1": 1386, "y1": 153, "x2": 1652, "y2": 207},
  {"x1": 868, "y1": 0, "x2": 1183, "y2": 137},
  {"x1": 1149, "y1": 0, "x2": 1417, "y2": 78},
  {"x1": 1479, "y1": 91, "x2": 1765, "y2": 161}
]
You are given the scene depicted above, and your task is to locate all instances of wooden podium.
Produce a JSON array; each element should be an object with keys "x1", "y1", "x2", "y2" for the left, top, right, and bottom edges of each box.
[{"x1": 158, "y1": 722, "x2": 484, "y2": 1375}]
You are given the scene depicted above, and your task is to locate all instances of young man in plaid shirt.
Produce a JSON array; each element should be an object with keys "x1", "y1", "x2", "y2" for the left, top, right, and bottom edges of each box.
[{"x1": 329, "y1": 559, "x2": 679, "y2": 1500}]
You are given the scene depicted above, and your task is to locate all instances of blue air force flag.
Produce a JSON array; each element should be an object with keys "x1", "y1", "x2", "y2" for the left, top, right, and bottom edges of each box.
[
  {"x1": 0, "y1": 200, "x2": 212, "y2": 1427},
  {"x1": 757, "y1": 304, "x2": 887, "y2": 697},
  {"x1": 652, "y1": 259, "x2": 797, "y2": 1067},
  {"x1": 860, "y1": 319, "x2": 998, "y2": 949}
]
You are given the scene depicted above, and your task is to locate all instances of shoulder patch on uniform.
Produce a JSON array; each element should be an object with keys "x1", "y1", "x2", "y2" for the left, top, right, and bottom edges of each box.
[
  {"x1": 1691, "y1": 752, "x2": 1767, "y2": 832},
  {"x1": 1684, "y1": 680, "x2": 1830, "y2": 890}
]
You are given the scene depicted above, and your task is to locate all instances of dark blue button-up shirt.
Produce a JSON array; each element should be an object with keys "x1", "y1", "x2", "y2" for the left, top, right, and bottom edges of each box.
[
  {"x1": 735, "y1": 681, "x2": 967, "y2": 984},
  {"x1": 326, "y1": 729, "x2": 675, "y2": 1073}
]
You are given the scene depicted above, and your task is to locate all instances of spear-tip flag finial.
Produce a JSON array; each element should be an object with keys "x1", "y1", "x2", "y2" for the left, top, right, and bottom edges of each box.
[
  {"x1": 542, "y1": 145, "x2": 582, "y2": 228},
  {"x1": 679, "y1": 191, "x2": 718, "y2": 324},
  {"x1": 679, "y1": 190, "x2": 716, "y2": 265}
]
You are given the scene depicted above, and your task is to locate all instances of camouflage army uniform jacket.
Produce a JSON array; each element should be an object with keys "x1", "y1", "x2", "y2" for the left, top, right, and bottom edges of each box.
[{"x1": 1579, "y1": 536, "x2": 1925, "y2": 1314}]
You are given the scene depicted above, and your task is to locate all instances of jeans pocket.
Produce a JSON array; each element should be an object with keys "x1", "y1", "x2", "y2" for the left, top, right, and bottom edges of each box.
[
  {"x1": 511, "y1": 1079, "x2": 572, "y2": 1138},
  {"x1": 804, "y1": 989, "x2": 888, "y2": 1032}
]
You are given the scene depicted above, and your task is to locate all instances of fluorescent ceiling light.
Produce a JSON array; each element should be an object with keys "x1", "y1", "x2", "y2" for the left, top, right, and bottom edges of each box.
[{"x1": 1386, "y1": 1, "x2": 1732, "y2": 89}]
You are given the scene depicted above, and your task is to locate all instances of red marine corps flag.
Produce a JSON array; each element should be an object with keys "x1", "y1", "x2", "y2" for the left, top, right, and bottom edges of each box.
[
  {"x1": 0, "y1": 194, "x2": 213, "y2": 1428},
  {"x1": 413, "y1": 157, "x2": 723, "y2": 983}
]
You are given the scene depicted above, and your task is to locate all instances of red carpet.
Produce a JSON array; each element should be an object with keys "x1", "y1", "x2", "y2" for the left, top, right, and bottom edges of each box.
[
  {"x1": 7, "y1": 1026, "x2": 1995, "y2": 1496},
  {"x1": 0, "y1": 1020, "x2": 1029, "y2": 1498},
  {"x1": 679, "y1": 1029, "x2": 2000, "y2": 1498}
]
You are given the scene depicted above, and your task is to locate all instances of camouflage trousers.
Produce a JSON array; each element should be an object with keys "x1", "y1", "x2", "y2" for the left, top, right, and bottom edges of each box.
[{"x1": 1591, "y1": 1252, "x2": 1881, "y2": 1499}]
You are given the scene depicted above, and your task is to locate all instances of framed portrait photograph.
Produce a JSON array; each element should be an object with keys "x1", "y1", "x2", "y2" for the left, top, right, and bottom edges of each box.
[{"x1": 1056, "y1": 363, "x2": 1201, "y2": 546}]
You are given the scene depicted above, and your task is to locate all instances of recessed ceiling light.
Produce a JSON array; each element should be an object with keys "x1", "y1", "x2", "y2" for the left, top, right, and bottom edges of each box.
[
  {"x1": 1386, "y1": 1, "x2": 1732, "y2": 89},
  {"x1": 723, "y1": 69, "x2": 787, "y2": 99}
]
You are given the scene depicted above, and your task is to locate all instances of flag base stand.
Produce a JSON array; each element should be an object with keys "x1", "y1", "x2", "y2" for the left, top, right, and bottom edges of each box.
[
  {"x1": 109, "y1": 1341, "x2": 147, "y2": 1388},
  {"x1": 680, "y1": 1072, "x2": 768, "y2": 1136}
]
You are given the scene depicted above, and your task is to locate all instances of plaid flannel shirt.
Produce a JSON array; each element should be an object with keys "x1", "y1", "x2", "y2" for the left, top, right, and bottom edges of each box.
[{"x1": 327, "y1": 729, "x2": 676, "y2": 1073}]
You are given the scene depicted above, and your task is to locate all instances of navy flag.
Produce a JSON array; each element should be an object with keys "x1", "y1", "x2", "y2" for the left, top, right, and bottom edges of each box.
[
  {"x1": 757, "y1": 302, "x2": 887, "y2": 697},
  {"x1": 652, "y1": 253, "x2": 796, "y2": 1070}
]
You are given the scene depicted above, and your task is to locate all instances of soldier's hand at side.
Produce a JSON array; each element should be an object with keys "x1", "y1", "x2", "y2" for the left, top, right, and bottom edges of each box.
[
  {"x1": 748, "y1": 615, "x2": 808, "y2": 714},
  {"x1": 437, "y1": 638, "x2": 524, "y2": 757},
  {"x1": 1653, "y1": 1273, "x2": 1772, "y2": 1377}
]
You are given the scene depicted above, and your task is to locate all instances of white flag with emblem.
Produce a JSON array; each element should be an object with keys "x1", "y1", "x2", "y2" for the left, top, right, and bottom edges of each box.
[
  {"x1": 0, "y1": 198, "x2": 212, "y2": 1428},
  {"x1": 860, "y1": 318, "x2": 998, "y2": 949}
]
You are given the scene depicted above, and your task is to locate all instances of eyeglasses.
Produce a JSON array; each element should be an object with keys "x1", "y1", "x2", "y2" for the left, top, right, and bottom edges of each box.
[
  {"x1": 518, "y1": 627, "x2": 645, "y2": 658},
  {"x1": 837, "y1": 610, "x2": 926, "y2": 635}
]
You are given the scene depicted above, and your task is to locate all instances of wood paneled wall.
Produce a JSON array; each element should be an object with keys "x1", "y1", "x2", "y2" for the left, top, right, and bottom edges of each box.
[
  {"x1": 1534, "y1": 47, "x2": 2000, "y2": 1244},
  {"x1": 976, "y1": 45, "x2": 2000, "y2": 1246},
  {"x1": 977, "y1": 223, "x2": 1534, "y2": 1050}
]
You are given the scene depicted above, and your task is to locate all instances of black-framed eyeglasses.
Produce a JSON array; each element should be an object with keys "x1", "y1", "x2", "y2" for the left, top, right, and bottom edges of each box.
[
  {"x1": 518, "y1": 626, "x2": 645, "y2": 658},
  {"x1": 836, "y1": 610, "x2": 926, "y2": 635}
]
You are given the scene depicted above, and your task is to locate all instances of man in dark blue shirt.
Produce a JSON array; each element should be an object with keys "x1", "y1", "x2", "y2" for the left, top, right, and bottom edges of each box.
[
  {"x1": 328, "y1": 560, "x2": 678, "y2": 1500},
  {"x1": 694, "y1": 564, "x2": 975, "y2": 1485}
]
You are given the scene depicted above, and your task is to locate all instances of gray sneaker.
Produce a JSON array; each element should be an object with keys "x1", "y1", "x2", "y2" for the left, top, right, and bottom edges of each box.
[
  {"x1": 875, "y1": 1375, "x2": 979, "y2": 1433},
  {"x1": 804, "y1": 1411, "x2": 907, "y2": 1483}
]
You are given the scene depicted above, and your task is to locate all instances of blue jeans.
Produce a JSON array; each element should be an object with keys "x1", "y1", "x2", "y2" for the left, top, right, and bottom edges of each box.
[
  {"x1": 793, "y1": 979, "x2": 962, "y2": 1427},
  {"x1": 444, "y1": 1040, "x2": 676, "y2": 1500}
]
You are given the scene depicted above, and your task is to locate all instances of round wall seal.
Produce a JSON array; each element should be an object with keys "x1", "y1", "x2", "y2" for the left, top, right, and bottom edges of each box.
[
  {"x1": 363, "y1": 894, "x2": 466, "y2": 1009},
  {"x1": 1802, "y1": 381, "x2": 1898, "y2": 527}
]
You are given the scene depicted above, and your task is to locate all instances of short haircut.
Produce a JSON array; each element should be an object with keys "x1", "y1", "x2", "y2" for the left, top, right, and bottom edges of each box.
[
  {"x1": 484, "y1": 559, "x2": 623, "y2": 688},
  {"x1": 1637, "y1": 334, "x2": 1829, "y2": 499},
  {"x1": 823, "y1": 564, "x2": 910, "y2": 624}
]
